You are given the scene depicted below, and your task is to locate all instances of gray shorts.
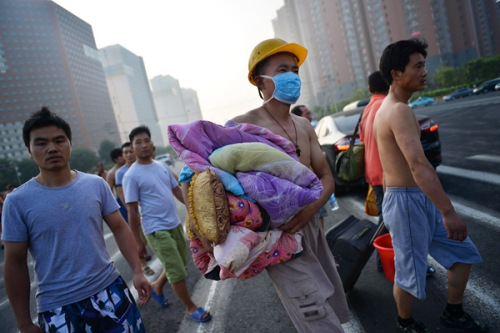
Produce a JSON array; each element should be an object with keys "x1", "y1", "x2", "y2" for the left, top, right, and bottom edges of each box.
[{"x1": 383, "y1": 187, "x2": 482, "y2": 300}]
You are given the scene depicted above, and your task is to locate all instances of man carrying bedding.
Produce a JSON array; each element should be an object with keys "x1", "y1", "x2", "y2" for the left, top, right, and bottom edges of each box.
[{"x1": 230, "y1": 38, "x2": 349, "y2": 332}]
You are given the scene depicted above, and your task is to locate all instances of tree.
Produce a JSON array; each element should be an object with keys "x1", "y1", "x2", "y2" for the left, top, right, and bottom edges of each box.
[
  {"x1": 0, "y1": 158, "x2": 18, "y2": 188},
  {"x1": 432, "y1": 66, "x2": 465, "y2": 88},
  {"x1": 16, "y1": 158, "x2": 39, "y2": 184},
  {"x1": 70, "y1": 148, "x2": 99, "y2": 173},
  {"x1": 0, "y1": 158, "x2": 38, "y2": 188},
  {"x1": 98, "y1": 139, "x2": 117, "y2": 165},
  {"x1": 464, "y1": 56, "x2": 500, "y2": 84},
  {"x1": 350, "y1": 88, "x2": 370, "y2": 102}
]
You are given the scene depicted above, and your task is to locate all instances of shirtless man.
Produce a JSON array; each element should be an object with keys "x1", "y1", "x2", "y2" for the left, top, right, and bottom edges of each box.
[
  {"x1": 373, "y1": 38, "x2": 487, "y2": 332},
  {"x1": 230, "y1": 38, "x2": 349, "y2": 332}
]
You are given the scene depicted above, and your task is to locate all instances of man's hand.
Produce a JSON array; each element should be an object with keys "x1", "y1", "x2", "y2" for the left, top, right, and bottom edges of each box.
[
  {"x1": 442, "y1": 211, "x2": 467, "y2": 242},
  {"x1": 133, "y1": 272, "x2": 151, "y2": 306},
  {"x1": 136, "y1": 240, "x2": 148, "y2": 259},
  {"x1": 279, "y1": 205, "x2": 316, "y2": 234}
]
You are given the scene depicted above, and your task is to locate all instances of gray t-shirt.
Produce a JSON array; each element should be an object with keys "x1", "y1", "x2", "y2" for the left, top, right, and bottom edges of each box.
[
  {"x1": 1, "y1": 172, "x2": 120, "y2": 312},
  {"x1": 123, "y1": 160, "x2": 180, "y2": 234},
  {"x1": 115, "y1": 164, "x2": 129, "y2": 187}
]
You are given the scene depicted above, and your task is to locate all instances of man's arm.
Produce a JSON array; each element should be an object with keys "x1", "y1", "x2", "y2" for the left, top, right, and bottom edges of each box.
[
  {"x1": 172, "y1": 186, "x2": 185, "y2": 204},
  {"x1": 115, "y1": 186, "x2": 125, "y2": 205},
  {"x1": 103, "y1": 211, "x2": 150, "y2": 305},
  {"x1": 392, "y1": 106, "x2": 467, "y2": 241},
  {"x1": 280, "y1": 127, "x2": 334, "y2": 234},
  {"x1": 3, "y1": 241, "x2": 41, "y2": 332},
  {"x1": 125, "y1": 201, "x2": 148, "y2": 257}
]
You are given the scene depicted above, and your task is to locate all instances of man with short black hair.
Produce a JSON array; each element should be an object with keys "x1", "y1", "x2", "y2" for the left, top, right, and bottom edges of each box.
[
  {"x1": 124, "y1": 125, "x2": 211, "y2": 323},
  {"x1": 291, "y1": 104, "x2": 312, "y2": 122},
  {"x1": 115, "y1": 142, "x2": 155, "y2": 277},
  {"x1": 2, "y1": 107, "x2": 150, "y2": 332},
  {"x1": 374, "y1": 39, "x2": 486, "y2": 332},
  {"x1": 107, "y1": 147, "x2": 127, "y2": 219}
]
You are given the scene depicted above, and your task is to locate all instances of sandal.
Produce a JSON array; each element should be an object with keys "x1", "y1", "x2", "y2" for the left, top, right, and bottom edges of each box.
[
  {"x1": 151, "y1": 290, "x2": 170, "y2": 309},
  {"x1": 186, "y1": 307, "x2": 211, "y2": 323},
  {"x1": 143, "y1": 266, "x2": 155, "y2": 276}
]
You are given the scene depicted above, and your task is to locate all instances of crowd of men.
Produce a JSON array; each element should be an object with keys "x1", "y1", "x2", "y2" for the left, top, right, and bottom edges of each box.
[{"x1": 1, "y1": 37, "x2": 488, "y2": 333}]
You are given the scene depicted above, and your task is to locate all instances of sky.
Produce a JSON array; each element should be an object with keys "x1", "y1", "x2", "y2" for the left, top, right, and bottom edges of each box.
[{"x1": 52, "y1": 0, "x2": 285, "y2": 125}]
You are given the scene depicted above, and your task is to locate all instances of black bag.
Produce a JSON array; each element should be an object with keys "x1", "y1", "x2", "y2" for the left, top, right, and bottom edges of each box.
[
  {"x1": 326, "y1": 215, "x2": 385, "y2": 292},
  {"x1": 335, "y1": 112, "x2": 365, "y2": 182}
]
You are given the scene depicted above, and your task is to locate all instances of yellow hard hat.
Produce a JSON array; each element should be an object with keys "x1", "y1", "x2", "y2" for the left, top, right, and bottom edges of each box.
[{"x1": 248, "y1": 38, "x2": 308, "y2": 86}]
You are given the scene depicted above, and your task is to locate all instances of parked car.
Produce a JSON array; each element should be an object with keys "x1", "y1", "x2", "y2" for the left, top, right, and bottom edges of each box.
[
  {"x1": 495, "y1": 82, "x2": 500, "y2": 91},
  {"x1": 315, "y1": 107, "x2": 442, "y2": 193},
  {"x1": 443, "y1": 87, "x2": 473, "y2": 101},
  {"x1": 342, "y1": 98, "x2": 371, "y2": 111},
  {"x1": 156, "y1": 153, "x2": 173, "y2": 166},
  {"x1": 408, "y1": 96, "x2": 435, "y2": 108},
  {"x1": 473, "y1": 78, "x2": 500, "y2": 95}
]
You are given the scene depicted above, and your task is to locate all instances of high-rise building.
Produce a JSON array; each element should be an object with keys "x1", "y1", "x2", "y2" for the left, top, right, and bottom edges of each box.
[
  {"x1": 273, "y1": 0, "x2": 500, "y2": 110},
  {"x1": 181, "y1": 88, "x2": 203, "y2": 123},
  {"x1": 0, "y1": 0, "x2": 120, "y2": 160},
  {"x1": 100, "y1": 44, "x2": 164, "y2": 146},
  {"x1": 150, "y1": 75, "x2": 202, "y2": 145}
]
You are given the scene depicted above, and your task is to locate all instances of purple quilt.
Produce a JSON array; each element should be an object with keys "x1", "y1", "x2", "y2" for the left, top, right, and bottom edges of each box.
[{"x1": 168, "y1": 120, "x2": 323, "y2": 226}]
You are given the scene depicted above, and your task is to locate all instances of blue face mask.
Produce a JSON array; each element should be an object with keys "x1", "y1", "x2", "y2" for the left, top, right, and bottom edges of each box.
[{"x1": 261, "y1": 72, "x2": 301, "y2": 105}]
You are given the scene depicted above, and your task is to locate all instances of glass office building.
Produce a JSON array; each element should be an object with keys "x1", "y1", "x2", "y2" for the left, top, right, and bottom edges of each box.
[{"x1": 0, "y1": 0, "x2": 120, "y2": 159}]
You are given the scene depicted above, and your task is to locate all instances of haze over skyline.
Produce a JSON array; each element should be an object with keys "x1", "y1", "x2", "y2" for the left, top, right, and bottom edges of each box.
[{"x1": 53, "y1": 0, "x2": 285, "y2": 127}]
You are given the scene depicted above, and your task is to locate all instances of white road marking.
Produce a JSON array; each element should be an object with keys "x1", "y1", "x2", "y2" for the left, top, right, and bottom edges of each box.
[
  {"x1": 467, "y1": 154, "x2": 500, "y2": 164},
  {"x1": 4, "y1": 163, "x2": 498, "y2": 331},
  {"x1": 437, "y1": 165, "x2": 500, "y2": 186}
]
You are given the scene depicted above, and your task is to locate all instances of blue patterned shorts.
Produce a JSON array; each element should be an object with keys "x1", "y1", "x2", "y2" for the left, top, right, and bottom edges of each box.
[{"x1": 38, "y1": 276, "x2": 145, "y2": 332}]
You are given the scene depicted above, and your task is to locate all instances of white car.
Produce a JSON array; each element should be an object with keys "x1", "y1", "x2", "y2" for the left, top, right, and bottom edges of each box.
[{"x1": 156, "y1": 153, "x2": 173, "y2": 166}]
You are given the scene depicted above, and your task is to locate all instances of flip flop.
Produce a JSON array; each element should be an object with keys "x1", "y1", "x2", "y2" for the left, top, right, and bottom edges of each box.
[
  {"x1": 186, "y1": 307, "x2": 211, "y2": 323},
  {"x1": 151, "y1": 290, "x2": 170, "y2": 309},
  {"x1": 143, "y1": 266, "x2": 155, "y2": 276}
]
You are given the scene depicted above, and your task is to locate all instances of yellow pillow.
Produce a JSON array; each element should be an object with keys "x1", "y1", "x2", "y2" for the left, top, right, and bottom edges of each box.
[{"x1": 188, "y1": 169, "x2": 230, "y2": 245}]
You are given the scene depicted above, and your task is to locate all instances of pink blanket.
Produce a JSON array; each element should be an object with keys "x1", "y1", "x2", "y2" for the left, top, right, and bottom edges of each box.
[{"x1": 190, "y1": 193, "x2": 302, "y2": 280}]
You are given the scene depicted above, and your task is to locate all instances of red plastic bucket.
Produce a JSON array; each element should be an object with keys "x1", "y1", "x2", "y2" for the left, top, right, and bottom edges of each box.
[{"x1": 373, "y1": 233, "x2": 395, "y2": 283}]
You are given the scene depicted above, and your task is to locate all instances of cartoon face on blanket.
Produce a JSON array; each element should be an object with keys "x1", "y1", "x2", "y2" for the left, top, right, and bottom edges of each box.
[
  {"x1": 170, "y1": 120, "x2": 323, "y2": 280},
  {"x1": 189, "y1": 175, "x2": 303, "y2": 280}
]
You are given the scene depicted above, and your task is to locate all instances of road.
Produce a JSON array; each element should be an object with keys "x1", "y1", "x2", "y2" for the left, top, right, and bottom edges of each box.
[{"x1": 1, "y1": 92, "x2": 499, "y2": 332}]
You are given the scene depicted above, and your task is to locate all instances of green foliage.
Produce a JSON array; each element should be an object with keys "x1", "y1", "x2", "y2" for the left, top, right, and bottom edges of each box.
[
  {"x1": 350, "y1": 88, "x2": 370, "y2": 101},
  {"x1": 431, "y1": 66, "x2": 465, "y2": 88},
  {"x1": 0, "y1": 158, "x2": 38, "y2": 188},
  {"x1": 0, "y1": 158, "x2": 19, "y2": 188},
  {"x1": 98, "y1": 139, "x2": 117, "y2": 165},
  {"x1": 336, "y1": 101, "x2": 351, "y2": 112},
  {"x1": 464, "y1": 55, "x2": 500, "y2": 84},
  {"x1": 70, "y1": 148, "x2": 99, "y2": 173},
  {"x1": 16, "y1": 158, "x2": 38, "y2": 183}
]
